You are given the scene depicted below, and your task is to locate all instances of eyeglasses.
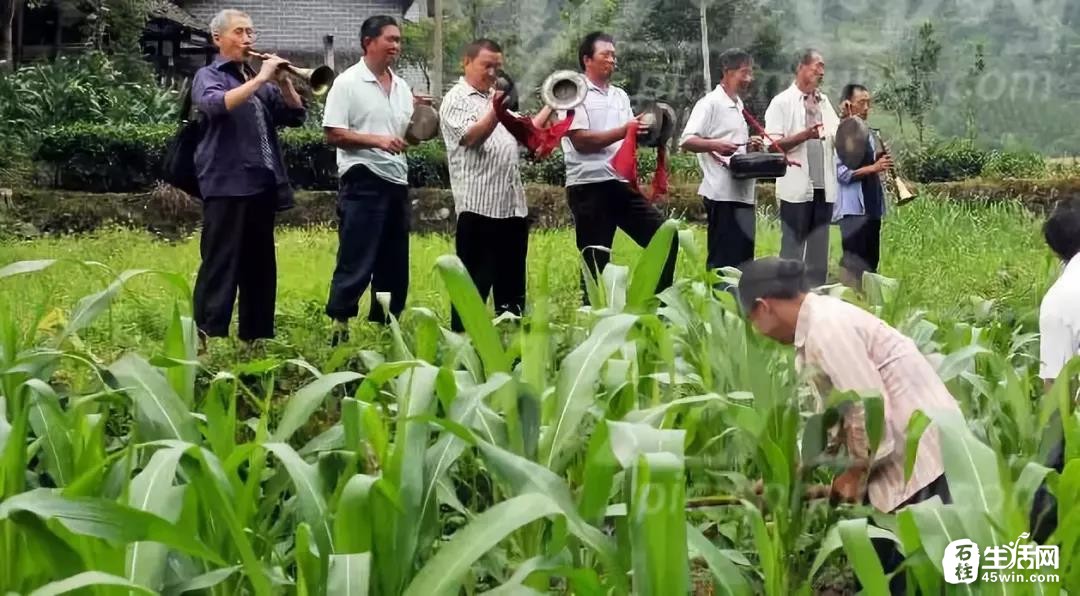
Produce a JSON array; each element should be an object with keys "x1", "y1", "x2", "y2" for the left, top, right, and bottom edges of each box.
[{"x1": 232, "y1": 27, "x2": 258, "y2": 40}]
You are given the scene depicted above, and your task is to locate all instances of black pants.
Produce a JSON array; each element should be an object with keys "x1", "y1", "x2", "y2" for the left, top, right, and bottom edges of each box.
[
  {"x1": 862, "y1": 474, "x2": 952, "y2": 595},
  {"x1": 193, "y1": 191, "x2": 278, "y2": 341},
  {"x1": 1031, "y1": 412, "x2": 1065, "y2": 544},
  {"x1": 839, "y1": 215, "x2": 882, "y2": 283},
  {"x1": 325, "y1": 165, "x2": 410, "y2": 323},
  {"x1": 703, "y1": 199, "x2": 756, "y2": 272},
  {"x1": 451, "y1": 212, "x2": 529, "y2": 332},
  {"x1": 779, "y1": 189, "x2": 831, "y2": 286},
  {"x1": 567, "y1": 180, "x2": 677, "y2": 305}
]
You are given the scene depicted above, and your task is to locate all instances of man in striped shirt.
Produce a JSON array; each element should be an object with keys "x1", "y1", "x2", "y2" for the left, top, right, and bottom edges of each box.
[
  {"x1": 738, "y1": 257, "x2": 963, "y2": 594},
  {"x1": 439, "y1": 39, "x2": 551, "y2": 332}
]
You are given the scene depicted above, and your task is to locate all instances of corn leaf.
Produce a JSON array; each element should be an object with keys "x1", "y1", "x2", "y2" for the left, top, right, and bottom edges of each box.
[
  {"x1": 108, "y1": 353, "x2": 198, "y2": 443},
  {"x1": 126, "y1": 445, "x2": 188, "y2": 591},
  {"x1": 402, "y1": 493, "x2": 563, "y2": 596},
  {"x1": 163, "y1": 304, "x2": 198, "y2": 407},
  {"x1": 541, "y1": 313, "x2": 638, "y2": 471},
  {"x1": 627, "y1": 219, "x2": 678, "y2": 312},
  {"x1": 685, "y1": 524, "x2": 753, "y2": 596},
  {"x1": 328, "y1": 553, "x2": 372, "y2": 596},
  {"x1": 60, "y1": 269, "x2": 190, "y2": 344},
  {"x1": 436, "y1": 255, "x2": 510, "y2": 377},
  {"x1": 903, "y1": 409, "x2": 932, "y2": 482},
  {"x1": 628, "y1": 452, "x2": 688, "y2": 596},
  {"x1": 272, "y1": 371, "x2": 363, "y2": 443},
  {"x1": 837, "y1": 518, "x2": 889, "y2": 594},
  {"x1": 0, "y1": 488, "x2": 222, "y2": 564},
  {"x1": 161, "y1": 565, "x2": 242, "y2": 596},
  {"x1": 27, "y1": 571, "x2": 157, "y2": 596},
  {"x1": 264, "y1": 443, "x2": 333, "y2": 555},
  {"x1": 26, "y1": 379, "x2": 74, "y2": 487}
]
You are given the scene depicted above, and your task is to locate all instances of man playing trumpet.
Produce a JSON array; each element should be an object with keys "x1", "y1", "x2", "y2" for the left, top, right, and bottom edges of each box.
[
  {"x1": 191, "y1": 9, "x2": 306, "y2": 353},
  {"x1": 834, "y1": 84, "x2": 892, "y2": 288}
]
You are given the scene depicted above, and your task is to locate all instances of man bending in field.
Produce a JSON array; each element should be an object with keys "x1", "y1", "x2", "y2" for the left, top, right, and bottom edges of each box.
[{"x1": 737, "y1": 257, "x2": 964, "y2": 595}]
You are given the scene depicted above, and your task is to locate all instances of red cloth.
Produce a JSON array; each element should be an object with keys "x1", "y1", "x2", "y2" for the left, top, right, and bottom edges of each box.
[
  {"x1": 609, "y1": 121, "x2": 669, "y2": 202},
  {"x1": 493, "y1": 97, "x2": 576, "y2": 159}
]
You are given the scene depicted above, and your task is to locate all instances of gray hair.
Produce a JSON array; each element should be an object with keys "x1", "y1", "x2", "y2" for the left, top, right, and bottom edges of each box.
[
  {"x1": 210, "y1": 9, "x2": 250, "y2": 36},
  {"x1": 794, "y1": 48, "x2": 822, "y2": 72},
  {"x1": 718, "y1": 48, "x2": 753, "y2": 73}
]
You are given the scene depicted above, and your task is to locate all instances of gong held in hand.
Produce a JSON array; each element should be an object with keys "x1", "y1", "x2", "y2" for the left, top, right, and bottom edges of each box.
[
  {"x1": 835, "y1": 117, "x2": 917, "y2": 204},
  {"x1": 404, "y1": 96, "x2": 440, "y2": 145}
]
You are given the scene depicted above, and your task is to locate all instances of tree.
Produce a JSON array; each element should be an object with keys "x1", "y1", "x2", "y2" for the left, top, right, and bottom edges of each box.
[
  {"x1": 877, "y1": 21, "x2": 943, "y2": 144},
  {"x1": 399, "y1": 17, "x2": 470, "y2": 94},
  {"x1": 1, "y1": 0, "x2": 15, "y2": 72}
]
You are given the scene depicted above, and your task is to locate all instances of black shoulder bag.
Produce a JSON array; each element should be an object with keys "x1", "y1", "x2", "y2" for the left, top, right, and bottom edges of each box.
[{"x1": 162, "y1": 83, "x2": 204, "y2": 199}]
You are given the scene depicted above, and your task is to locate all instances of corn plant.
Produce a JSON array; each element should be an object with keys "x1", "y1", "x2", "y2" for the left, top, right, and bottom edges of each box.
[{"x1": 0, "y1": 217, "x2": 1076, "y2": 595}]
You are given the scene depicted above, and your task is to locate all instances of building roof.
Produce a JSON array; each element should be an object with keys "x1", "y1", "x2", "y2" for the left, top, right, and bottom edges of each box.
[{"x1": 147, "y1": 0, "x2": 205, "y2": 32}]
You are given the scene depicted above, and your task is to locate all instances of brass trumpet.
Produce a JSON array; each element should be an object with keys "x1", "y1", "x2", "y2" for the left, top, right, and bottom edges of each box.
[
  {"x1": 870, "y1": 128, "x2": 917, "y2": 205},
  {"x1": 246, "y1": 49, "x2": 336, "y2": 96}
]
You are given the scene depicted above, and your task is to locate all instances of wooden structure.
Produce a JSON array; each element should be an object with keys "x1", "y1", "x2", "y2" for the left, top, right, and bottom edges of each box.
[{"x1": 141, "y1": 0, "x2": 216, "y2": 79}]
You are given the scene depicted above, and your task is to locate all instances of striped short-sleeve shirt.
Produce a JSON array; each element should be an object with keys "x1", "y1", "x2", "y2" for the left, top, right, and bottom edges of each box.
[
  {"x1": 439, "y1": 78, "x2": 527, "y2": 219},
  {"x1": 794, "y1": 293, "x2": 961, "y2": 513}
]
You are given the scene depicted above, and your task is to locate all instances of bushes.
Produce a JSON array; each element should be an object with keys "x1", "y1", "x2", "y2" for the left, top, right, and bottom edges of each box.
[
  {"x1": 0, "y1": 52, "x2": 179, "y2": 140},
  {"x1": 33, "y1": 123, "x2": 690, "y2": 191},
  {"x1": 982, "y1": 149, "x2": 1046, "y2": 179},
  {"x1": 901, "y1": 138, "x2": 1048, "y2": 182}
]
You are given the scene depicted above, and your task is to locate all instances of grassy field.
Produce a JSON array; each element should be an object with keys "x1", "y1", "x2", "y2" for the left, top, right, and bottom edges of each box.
[
  {"x1": 2, "y1": 196, "x2": 1076, "y2": 594},
  {"x1": 0, "y1": 197, "x2": 1057, "y2": 369}
]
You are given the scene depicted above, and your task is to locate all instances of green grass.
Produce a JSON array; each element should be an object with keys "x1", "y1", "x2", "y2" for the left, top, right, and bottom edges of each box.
[{"x1": 0, "y1": 197, "x2": 1054, "y2": 370}]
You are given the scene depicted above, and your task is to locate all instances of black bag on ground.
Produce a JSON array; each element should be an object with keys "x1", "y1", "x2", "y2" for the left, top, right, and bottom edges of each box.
[{"x1": 162, "y1": 85, "x2": 203, "y2": 199}]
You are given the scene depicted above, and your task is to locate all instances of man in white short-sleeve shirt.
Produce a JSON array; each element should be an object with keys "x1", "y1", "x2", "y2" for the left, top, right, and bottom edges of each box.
[
  {"x1": 560, "y1": 31, "x2": 677, "y2": 305},
  {"x1": 1039, "y1": 201, "x2": 1080, "y2": 385},
  {"x1": 763, "y1": 49, "x2": 840, "y2": 287},
  {"x1": 1030, "y1": 198, "x2": 1080, "y2": 544},
  {"x1": 680, "y1": 48, "x2": 761, "y2": 275},
  {"x1": 322, "y1": 15, "x2": 419, "y2": 341}
]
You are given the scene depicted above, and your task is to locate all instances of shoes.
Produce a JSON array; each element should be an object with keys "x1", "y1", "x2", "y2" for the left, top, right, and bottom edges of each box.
[{"x1": 330, "y1": 320, "x2": 350, "y2": 347}]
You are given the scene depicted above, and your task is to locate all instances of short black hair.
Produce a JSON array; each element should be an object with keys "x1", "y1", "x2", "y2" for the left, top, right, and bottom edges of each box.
[
  {"x1": 718, "y1": 48, "x2": 753, "y2": 74},
  {"x1": 1044, "y1": 199, "x2": 1080, "y2": 261},
  {"x1": 464, "y1": 38, "x2": 502, "y2": 59},
  {"x1": 360, "y1": 15, "x2": 399, "y2": 52},
  {"x1": 736, "y1": 258, "x2": 810, "y2": 313},
  {"x1": 795, "y1": 48, "x2": 822, "y2": 73},
  {"x1": 578, "y1": 31, "x2": 614, "y2": 70},
  {"x1": 841, "y1": 83, "x2": 870, "y2": 102}
]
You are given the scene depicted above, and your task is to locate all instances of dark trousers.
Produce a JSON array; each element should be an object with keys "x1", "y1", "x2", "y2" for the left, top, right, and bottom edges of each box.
[
  {"x1": 325, "y1": 165, "x2": 410, "y2": 323},
  {"x1": 567, "y1": 180, "x2": 677, "y2": 305},
  {"x1": 703, "y1": 199, "x2": 756, "y2": 272},
  {"x1": 779, "y1": 189, "x2": 831, "y2": 286},
  {"x1": 193, "y1": 192, "x2": 278, "y2": 341},
  {"x1": 862, "y1": 474, "x2": 952, "y2": 595},
  {"x1": 839, "y1": 215, "x2": 882, "y2": 284},
  {"x1": 451, "y1": 212, "x2": 529, "y2": 332},
  {"x1": 1031, "y1": 412, "x2": 1065, "y2": 544}
]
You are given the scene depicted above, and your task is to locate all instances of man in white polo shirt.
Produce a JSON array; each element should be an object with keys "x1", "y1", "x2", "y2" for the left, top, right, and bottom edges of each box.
[
  {"x1": 1030, "y1": 198, "x2": 1080, "y2": 543},
  {"x1": 680, "y1": 48, "x2": 761, "y2": 276},
  {"x1": 561, "y1": 31, "x2": 677, "y2": 304},
  {"x1": 764, "y1": 48, "x2": 840, "y2": 287},
  {"x1": 439, "y1": 38, "x2": 552, "y2": 332},
  {"x1": 322, "y1": 15, "x2": 416, "y2": 342}
]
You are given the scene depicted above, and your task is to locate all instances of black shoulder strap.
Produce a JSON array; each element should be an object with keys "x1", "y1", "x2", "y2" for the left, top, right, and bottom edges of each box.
[{"x1": 179, "y1": 78, "x2": 194, "y2": 125}]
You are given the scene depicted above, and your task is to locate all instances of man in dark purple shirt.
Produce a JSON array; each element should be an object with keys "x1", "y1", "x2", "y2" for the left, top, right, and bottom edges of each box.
[{"x1": 190, "y1": 9, "x2": 306, "y2": 352}]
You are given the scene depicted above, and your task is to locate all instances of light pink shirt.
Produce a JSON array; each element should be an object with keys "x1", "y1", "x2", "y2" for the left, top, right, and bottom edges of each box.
[{"x1": 794, "y1": 293, "x2": 962, "y2": 512}]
